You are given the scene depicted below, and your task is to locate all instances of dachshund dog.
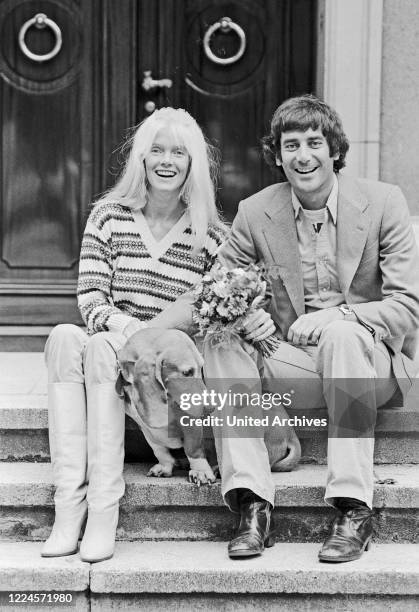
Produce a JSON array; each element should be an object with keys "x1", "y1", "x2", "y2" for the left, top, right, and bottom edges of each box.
[{"x1": 117, "y1": 328, "x2": 216, "y2": 485}]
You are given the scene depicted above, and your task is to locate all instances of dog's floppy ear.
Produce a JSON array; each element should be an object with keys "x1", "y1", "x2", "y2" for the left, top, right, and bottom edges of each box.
[
  {"x1": 117, "y1": 337, "x2": 139, "y2": 386},
  {"x1": 154, "y1": 352, "x2": 165, "y2": 388},
  {"x1": 116, "y1": 347, "x2": 136, "y2": 393},
  {"x1": 132, "y1": 348, "x2": 168, "y2": 428},
  {"x1": 116, "y1": 334, "x2": 136, "y2": 400},
  {"x1": 115, "y1": 365, "x2": 128, "y2": 399}
]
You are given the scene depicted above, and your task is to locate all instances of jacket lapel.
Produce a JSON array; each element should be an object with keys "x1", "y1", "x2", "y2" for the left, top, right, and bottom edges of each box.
[
  {"x1": 336, "y1": 175, "x2": 370, "y2": 296},
  {"x1": 262, "y1": 185, "x2": 305, "y2": 316}
]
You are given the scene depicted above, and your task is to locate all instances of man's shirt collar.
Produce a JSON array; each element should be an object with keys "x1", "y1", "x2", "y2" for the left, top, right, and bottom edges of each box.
[{"x1": 291, "y1": 173, "x2": 338, "y2": 224}]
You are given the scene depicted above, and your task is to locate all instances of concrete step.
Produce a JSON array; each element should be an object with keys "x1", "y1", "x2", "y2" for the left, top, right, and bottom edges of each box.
[
  {"x1": 0, "y1": 463, "x2": 417, "y2": 543},
  {"x1": 0, "y1": 542, "x2": 418, "y2": 611},
  {"x1": 1, "y1": 392, "x2": 418, "y2": 463},
  {"x1": 0, "y1": 542, "x2": 89, "y2": 610},
  {"x1": 0, "y1": 395, "x2": 154, "y2": 463},
  {"x1": 0, "y1": 327, "x2": 52, "y2": 352}
]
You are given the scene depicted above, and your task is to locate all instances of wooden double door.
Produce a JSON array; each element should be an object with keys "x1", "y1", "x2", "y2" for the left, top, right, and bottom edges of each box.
[{"x1": 0, "y1": 0, "x2": 318, "y2": 326}]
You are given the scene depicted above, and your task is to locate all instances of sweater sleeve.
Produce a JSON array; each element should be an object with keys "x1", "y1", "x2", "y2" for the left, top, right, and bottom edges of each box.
[{"x1": 77, "y1": 205, "x2": 142, "y2": 335}]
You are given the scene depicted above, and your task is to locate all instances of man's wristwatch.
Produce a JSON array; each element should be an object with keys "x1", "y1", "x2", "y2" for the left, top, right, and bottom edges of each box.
[
  {"x1": 338, "y1": 304, "x2": 353, "y2": 317},
  {"x1": 338, "y1": 304, "x2": 376, "y2": 337}
]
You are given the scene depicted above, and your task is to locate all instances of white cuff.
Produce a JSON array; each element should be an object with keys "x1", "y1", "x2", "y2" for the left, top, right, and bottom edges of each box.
[
  {"x1": 107, "y1": 313, "x2": 147, "y2": 335},
  {"x1": 122, "y1": 318, "x2": 149, "y2": 338}
]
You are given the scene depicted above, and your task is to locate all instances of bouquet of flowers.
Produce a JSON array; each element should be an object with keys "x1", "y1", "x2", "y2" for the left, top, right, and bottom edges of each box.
[{"x1": 192, "y1": 262, "x2": 281, "y2": 357}]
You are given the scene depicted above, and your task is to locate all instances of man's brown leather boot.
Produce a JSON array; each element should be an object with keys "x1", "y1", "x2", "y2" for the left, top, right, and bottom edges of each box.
[
  {"x1": 318, "y1": 498, "x2": 373, "y2": 563},
  {"x1": 228, "y1": 489, "x2": 275, "y2": 559}
]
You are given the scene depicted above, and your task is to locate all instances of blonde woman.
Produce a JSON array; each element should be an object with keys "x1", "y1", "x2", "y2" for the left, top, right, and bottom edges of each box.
[{"x1": 43, "y1": 108, "x2": 226, "y2": 562}]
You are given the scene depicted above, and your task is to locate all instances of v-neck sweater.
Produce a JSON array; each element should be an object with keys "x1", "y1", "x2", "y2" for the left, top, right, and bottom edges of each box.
[{"x1": 77, "y1": 201, "x2": 226, "y2": 335}]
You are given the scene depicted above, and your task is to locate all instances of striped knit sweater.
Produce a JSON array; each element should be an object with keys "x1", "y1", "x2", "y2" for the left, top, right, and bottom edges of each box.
[{"x1": 77, "y1": 201, "x2": 226, "y2": 335}]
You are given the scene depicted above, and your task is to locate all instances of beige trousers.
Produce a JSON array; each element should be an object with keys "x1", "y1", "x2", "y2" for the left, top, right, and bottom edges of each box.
[{"x1": 203, "y1": 320, "x2": 397, "y2": 511}]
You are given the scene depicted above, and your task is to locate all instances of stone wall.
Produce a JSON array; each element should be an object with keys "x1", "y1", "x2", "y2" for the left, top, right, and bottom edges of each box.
[{"x1": 380, "y1": 0, "x2": 419, "y2": 215}]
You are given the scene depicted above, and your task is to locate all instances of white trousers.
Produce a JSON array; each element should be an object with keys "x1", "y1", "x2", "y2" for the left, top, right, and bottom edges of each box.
[{"x1": 45, "y1": 324, "x2": 126, "y2": 387}]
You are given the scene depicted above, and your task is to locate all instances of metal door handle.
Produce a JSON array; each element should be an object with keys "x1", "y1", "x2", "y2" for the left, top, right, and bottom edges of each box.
[
  {"x1": 142, "y1": 70, "x2": 173, "y2": 91},
  {"x1": 203, "y1": 17, "x2": 246, "y2": 66},
  {"x1": 18, "y1": 13, "x2": 62, "y2": 63}
]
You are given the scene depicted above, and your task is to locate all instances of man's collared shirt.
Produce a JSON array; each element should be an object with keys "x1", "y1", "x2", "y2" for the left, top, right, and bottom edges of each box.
[{"x1": 291, "y1": 174, "x2": 344, "y2": 312}]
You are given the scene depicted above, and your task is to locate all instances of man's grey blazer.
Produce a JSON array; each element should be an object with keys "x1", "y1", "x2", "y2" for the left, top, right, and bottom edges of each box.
[{"x1": 216, "y1": 174, "x2": 419, "y2": 391}]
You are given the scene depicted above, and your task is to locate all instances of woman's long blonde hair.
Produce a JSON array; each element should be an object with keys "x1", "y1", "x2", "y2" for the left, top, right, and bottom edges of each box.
[{"x1": 95, "y1": 108, "x2": 225, "y2": 250}]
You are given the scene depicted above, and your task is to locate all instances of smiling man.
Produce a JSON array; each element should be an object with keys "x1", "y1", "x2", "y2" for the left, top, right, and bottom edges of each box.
[{"x1": 198, "y1": 95, "x2": 419, "y2": 562}]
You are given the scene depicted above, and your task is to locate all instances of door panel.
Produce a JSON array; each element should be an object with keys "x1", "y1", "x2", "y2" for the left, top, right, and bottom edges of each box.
[
  {"x1": 137, "y1": 0, "x2": 317, "y2": 220},
  {"x1": 0, "y1": 0, "x2": 91, "y2": 324},
  {"x1": 0, "y1": 0, "x2": 317, "y2": 325},
  {"x1": 2, "y1": 85, "x2": 81, "y2": 270}
]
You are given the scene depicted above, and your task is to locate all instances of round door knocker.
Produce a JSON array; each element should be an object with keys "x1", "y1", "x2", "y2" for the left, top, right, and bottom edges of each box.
[
  {"x1": 18, "y1": 13, "x2": 62, "y2": 63},
  {"x1": 203, "y1": 16, "x2": 246, "y2": 66}
]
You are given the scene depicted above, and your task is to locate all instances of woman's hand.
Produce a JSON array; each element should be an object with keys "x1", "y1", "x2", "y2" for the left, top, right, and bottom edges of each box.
[
  {"x1": 242, "y1": 308, "x2": 276, "y2": 342},
  {"x1": 123, "y1": 319, "x2": 148, "y2": 339}
]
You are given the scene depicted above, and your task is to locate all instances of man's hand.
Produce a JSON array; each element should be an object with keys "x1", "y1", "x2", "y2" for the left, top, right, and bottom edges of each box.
[
  {"x1": 242, "y1": 308, "x2": 276, "y2": 342},
  {"x1": 287, "y1": 307, "x2": 344, "y2": 346}
]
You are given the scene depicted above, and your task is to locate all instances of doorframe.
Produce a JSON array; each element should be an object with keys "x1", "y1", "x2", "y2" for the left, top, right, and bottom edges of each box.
[{"x1": 316, "y1": 0, "x2": 383, "y2": 180}]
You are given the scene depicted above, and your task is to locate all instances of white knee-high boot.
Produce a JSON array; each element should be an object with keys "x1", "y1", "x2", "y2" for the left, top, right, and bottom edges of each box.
[
  {"x1": 41, "y1": 383, "x2": 87, "y2": 557},
  {"x1": 79, "y1": 382, "x2": 125, "y2": 563}
]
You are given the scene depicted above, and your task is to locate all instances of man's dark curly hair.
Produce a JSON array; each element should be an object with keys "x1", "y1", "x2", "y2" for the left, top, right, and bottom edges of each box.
[{"x1": 262, "y1": 94, "x2": 350, "y2": 173}]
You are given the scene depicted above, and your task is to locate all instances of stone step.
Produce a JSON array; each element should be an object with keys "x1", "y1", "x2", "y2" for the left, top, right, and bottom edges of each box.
[
  {"x1": 0, "y1": 463, "x2": 417, "y2": 543},
  {"x1": 1, "y1": 392, "x2": 418, "y2": 463},
  {"x1": 0, "y1": 542, "x2": 418, "y2": 611},
  {"x1": 0, "y1": 542, "x2": 89, "y2": 611},
  {"x1": 0, "y1": 327, "x2": 52, "y2": 352}
]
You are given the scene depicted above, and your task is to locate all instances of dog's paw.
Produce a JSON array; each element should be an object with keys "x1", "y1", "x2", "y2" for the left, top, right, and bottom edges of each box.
[
  {"x1": 147, "y1": 463, "x2": 174, "y2": 478},
  {"x1": 188, "y1": 465, "x2": 216, "y2": 487}
]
